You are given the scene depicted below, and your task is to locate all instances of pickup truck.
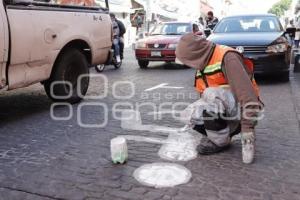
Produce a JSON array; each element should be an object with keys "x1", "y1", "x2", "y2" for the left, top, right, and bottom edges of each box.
[{"x1": 0, "y1": 0, "x2": 112, "y2": 103}]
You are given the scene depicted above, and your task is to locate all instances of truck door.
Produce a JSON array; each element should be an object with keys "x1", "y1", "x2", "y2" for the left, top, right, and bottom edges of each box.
[{"x1": 0, "y1": 3, "x2": 9, "y2": 89}]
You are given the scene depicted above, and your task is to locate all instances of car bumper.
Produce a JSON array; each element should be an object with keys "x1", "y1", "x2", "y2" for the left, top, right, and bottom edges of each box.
[
  {"x1": 135, "y1": 49, "x2": 176, "y2": 61},
  {"x1": 244, "y1": 52, "x2": 290, "y2": 74}
]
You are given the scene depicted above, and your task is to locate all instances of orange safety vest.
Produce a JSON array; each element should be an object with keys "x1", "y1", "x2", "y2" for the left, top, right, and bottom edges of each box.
[{"x1": 195, "y1": 45, "x2": 260, "y2": 96}]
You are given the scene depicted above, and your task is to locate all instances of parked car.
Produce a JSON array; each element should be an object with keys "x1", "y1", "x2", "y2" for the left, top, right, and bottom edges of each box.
[
  {"x1": 135, "y1": 22, "x2": 201, "y2": 68},
  {"x1": 0, "y1": 0, "x2": 112, "y2": 103},
  {"x1": 207, "y1": 14, "x2": 291, "y2": 81}
]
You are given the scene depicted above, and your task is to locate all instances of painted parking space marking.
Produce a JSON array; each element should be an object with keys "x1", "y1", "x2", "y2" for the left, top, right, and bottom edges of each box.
[
  {"x1": 121, "y1": 110, "x2": 201, "y2": 162},
  {"x1": 120, "y1": 110, "x2": 202, "y2": 188}
]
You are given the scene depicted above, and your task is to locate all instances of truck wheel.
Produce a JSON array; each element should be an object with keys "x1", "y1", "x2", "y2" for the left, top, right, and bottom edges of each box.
[
  {"x1": 44, "y1": 48, "x2": 89, "y2": 104},
  {"x1": 138, "y1": 60, "x2": 149, "y2": 69}
]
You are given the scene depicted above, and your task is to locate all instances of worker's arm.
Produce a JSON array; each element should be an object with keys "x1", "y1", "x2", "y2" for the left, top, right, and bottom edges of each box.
[{"x1": 222, "y1": 52, "x2": 261, "y2": 133}]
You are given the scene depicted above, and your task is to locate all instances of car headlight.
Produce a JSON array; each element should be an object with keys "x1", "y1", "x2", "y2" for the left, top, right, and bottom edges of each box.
[
  {"x1": 136, "y1": 42, "x2": 147, "y2": 49},
  {"x1": 266, "y1": 43, "x2": 287, "y2": 53},
  {"x1": 168, "y1": 43, "x2": 178, "y2": 49}
]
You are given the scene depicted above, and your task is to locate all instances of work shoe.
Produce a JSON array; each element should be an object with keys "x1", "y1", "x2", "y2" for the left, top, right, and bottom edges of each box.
[
  {"x1": 197, "y1": 137, "x2": 230, "y2": 155},
  {"x1": 241, "y1": 132, "x2": 255, "y2": 164}
]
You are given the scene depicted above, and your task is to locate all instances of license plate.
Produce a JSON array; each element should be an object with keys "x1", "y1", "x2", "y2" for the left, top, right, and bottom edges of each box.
[{"x1": 151, "y1": 51, "x2": 161, "y2": 57}]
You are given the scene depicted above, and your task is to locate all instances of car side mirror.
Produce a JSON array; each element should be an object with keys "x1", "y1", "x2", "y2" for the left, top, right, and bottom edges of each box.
[{"x1": 204, "y1": 29, "x2": 212, "y2": 37}]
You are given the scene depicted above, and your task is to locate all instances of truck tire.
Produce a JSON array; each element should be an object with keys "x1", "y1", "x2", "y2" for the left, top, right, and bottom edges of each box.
[
  {"x1": 138, "y1": 60, "x2": 149, "y2": 69},
  {"x1": 44, "y1": 48, "x2": 89, "y2": 104}
]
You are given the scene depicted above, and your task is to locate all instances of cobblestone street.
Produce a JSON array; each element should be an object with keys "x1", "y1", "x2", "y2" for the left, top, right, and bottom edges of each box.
[{"x1": 0, "y1": 49, "x2": 300, "y2": 200}]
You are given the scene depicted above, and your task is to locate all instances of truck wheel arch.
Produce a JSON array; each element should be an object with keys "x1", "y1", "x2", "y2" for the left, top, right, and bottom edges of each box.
[
  {"x1": 43, "y1": 39, "x2": 92, "y2": 86},
  {"x1": 55, "y1": 39, "x2": 92, "y2": 67},
  {"x1": 41, "y1": 39, "x2": 91, "y2": 86}
]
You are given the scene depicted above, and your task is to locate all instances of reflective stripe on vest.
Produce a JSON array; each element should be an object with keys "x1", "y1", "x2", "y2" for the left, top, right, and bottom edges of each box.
[{"x1": 196, "y1": 62, "x2": 222, "y2": 77}]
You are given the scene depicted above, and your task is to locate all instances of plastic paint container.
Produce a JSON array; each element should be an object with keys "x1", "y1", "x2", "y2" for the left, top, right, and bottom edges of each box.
[{"x1": 110, "y1": 137, "x2": 128, "y2": 164}]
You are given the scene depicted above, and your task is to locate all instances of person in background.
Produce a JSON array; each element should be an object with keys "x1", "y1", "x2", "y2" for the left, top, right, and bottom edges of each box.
[
  {"x1": 287, "y1": 19, "x2": 296, "y2": 47},
  {"x1": 206, "y1": 11, "x2": 218, "y2": 30},
  {"x1": 176, "y1": 33, "x2": 263, "y2": 164},
  {"x1": 115, "y1": 17, "x2": 126, "y2": 59},
  {"x1": 110, "y1": 13, "x2": 121, "y2": 63},
  {"x1": 133, "y1": 13, "x2": 143, "y2": 34}
]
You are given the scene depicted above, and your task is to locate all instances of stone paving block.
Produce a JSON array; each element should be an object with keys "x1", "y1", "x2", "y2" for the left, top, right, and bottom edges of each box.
[{"x1": 0, "y1": 50, "x2": 300, "y2": 200}]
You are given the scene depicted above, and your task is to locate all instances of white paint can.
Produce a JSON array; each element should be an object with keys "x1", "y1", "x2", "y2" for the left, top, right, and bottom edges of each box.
[{"x1": 110, "y1": 137, "x2": 128, "y2": 164}]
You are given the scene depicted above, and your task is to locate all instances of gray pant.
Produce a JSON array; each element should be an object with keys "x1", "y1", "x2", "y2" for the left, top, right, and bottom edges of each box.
[{"x1": 182, "y1": 87, "x2": 240, "y2": 147}]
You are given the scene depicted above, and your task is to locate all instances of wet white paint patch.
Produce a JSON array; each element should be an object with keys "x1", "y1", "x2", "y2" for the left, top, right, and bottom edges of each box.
[
  {"x1": 158, "y1": 130, "x2": 201, "y2": 162},
  {"x1": 133, "y1": 163, "x2": 192, "y2": 188},
  {"x1": 121, "y1": 110, "x2": 201, "y2": 162}
]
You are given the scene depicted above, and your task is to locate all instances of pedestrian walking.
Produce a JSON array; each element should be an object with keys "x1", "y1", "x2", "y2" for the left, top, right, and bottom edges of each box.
[
  {"x1": 132, "y1": 13, "x2": 143, "y2": 34},
  {"x1": 176, "y1": 33, "x2": 263, "y2": 164}
]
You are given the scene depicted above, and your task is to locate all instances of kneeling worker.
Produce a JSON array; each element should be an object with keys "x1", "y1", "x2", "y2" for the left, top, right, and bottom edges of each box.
[{"x1": 176, "y1": 33, "x2": 263, "y2": 164}]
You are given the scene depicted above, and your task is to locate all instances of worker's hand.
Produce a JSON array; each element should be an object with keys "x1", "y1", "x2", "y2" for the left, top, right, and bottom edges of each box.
[{"x1": 241, "y1": 132, "x2": 255, "y2": 164}]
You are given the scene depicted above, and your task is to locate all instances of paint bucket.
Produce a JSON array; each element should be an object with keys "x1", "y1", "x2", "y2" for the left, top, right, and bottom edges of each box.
[{"x1": 110, "y1": 137, "x2": 128, "y2": 164}]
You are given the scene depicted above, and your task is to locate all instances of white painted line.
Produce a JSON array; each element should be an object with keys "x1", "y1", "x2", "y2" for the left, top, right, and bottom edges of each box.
[
  {"x1": 145, "y1": 83, "x2": 168, "y2": 92},
  {"x1": 162, "y1": 86, "x2": 184, "y2": 89},
  {"x1": 121, "y1": 110, "x2": 181, "y2": 134},
  {"x1": 144, "y1": 83, "x2": 184, "y2": 92}
]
